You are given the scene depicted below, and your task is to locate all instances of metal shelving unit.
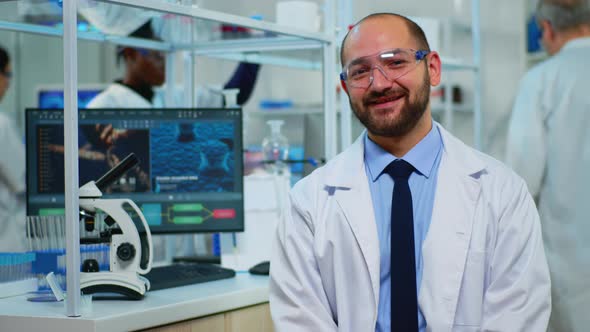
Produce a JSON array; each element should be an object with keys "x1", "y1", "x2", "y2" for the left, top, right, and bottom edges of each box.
[
  {"x1": 0, "y1": 0, "x2": 338, "y2": 317},
  {"x1": 433, "y1": 0, "x2": 482, "y2": 150},
  {"x1": 470, "y1": 0, "x2": 483, "y2": 150},
  {"x1": 0, "y1": 20, "x2": 173, "y2": 51}
]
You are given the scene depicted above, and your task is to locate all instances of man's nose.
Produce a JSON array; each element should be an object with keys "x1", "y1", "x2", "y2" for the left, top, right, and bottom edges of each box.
[{"x1": 369, "y1": 66, "x2": 392, "y2": 91}]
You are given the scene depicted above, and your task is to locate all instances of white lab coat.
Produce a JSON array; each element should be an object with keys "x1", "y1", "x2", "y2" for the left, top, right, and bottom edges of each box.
[
  {"x1": 506, "y1": 37, "x2": 590, "y2": 332},
  {"x1": 270, "y1": 123, "x2": 551, "y2": 331},
  {"x1": 0, "y1": 112, "x2": 26, "y2": 252},
  {"x1": 86, "y1": 82, "x2": 224, "y2": 109},
  {"x1": 87, "y1": 83, "x2": 152, "y2": 108}
]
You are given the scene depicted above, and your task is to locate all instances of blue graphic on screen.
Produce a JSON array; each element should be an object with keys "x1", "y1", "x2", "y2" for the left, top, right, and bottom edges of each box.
[
  {"x1": 151, "y1": 122, "x2": 235, "y2": 193},
  {"x1": 38, "y1": 89, "x2": 102, "y2": 109}
]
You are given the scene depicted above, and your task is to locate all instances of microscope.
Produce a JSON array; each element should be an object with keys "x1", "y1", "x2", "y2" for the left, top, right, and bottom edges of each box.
[{"x1": 79, "y1": 153, "x2": 153, "y2": 300}]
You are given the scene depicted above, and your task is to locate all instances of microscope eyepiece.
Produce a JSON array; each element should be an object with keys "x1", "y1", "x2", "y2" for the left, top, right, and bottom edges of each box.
[{"x1": 95, "y1": 153, "x2": 139, "y2": 192}]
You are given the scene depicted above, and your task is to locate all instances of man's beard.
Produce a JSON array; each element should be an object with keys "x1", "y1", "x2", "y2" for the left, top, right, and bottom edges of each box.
[{"x1": 351, "y1": 71, "x2": 430, "y2": 138}]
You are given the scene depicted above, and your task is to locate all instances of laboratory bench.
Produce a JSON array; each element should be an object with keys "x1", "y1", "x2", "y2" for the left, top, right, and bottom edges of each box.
[{"x1": 0, "y1": 274, "x2": 273, "y2": 332}]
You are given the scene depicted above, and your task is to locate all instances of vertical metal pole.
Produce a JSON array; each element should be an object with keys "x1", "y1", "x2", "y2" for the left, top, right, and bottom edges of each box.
[
  {"x1": 183, "y1": 0, "x2": 195, "y2": 108},
  {"x1": 472, "y1": 0, "x2": 483, "y2": 150},
  {"x1": 165, "y1": 53, "x2": 176, "y2": 107},
  {"x1": 63, "y1": 0, "x2": 81, "y2": 317},
  {"x1": 181, "y1": 6, "x2": 198, "y2": 257},
  {"x1": 12, "y1": 32, "x2": 22, "y2": 129},
  {"x1": 163, "y1": 21, "x2": 177, "y2": 263},
  {"x1": 323, "y1": 0, "x2": 337, "y2": 159},
  {"x1": 443, "y1": 19, "x2": 454, "y2": 130},
  {"x1": 444, "y1": 79, "x2": 453, "y2": 129},
  {"x1": 337, "y1": 0, "x2": 353, "y2": 151},
  {"x1": 183, "y1": 52, "x2": 194, "y2": 107}
]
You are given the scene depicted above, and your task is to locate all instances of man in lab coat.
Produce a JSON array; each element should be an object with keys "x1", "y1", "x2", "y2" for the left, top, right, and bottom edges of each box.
[
  {"x1": 506, "y1": 0, "x2": 590, "y2": 330},
  {"x1": 270, "y1": 13, "x2": 551, "y2": 331}
]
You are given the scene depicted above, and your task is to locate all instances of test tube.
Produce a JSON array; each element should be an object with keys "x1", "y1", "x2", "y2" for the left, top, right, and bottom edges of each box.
[
  {"x1": 26, "y1": 217, "x2": 32, "y2": 251},
  {"x1": 57, "y1": 215, "x2": 65, "y2": 250}
]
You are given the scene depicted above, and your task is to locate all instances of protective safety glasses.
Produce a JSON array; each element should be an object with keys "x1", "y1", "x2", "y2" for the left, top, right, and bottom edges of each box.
[
  {"x1": 340, "y1": 48, "x2": 430, "y2": 89},
  {"x1": 116, "y1": 47, "x2": 166, "y2": 63},
  {"x1": 137, "y1": 49, "x2": 165, "y2": 63}
]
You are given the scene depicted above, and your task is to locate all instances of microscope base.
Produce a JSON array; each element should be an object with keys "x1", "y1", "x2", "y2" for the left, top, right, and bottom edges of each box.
[{"x1": 81, "y1": 272, "x2": 149, "y2": 300}]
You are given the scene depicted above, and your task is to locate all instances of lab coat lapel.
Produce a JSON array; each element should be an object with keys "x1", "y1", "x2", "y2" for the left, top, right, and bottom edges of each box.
[
  {"x1": 325, "y1": 135, "x2": 381, "y2": 311},
  {"x1": 419, "y1": 124, "x2": 483, "y2": 331}
]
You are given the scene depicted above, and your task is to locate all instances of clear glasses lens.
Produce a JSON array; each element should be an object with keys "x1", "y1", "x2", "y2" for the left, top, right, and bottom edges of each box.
[{"x1": 344, "y1": 49, "x2": 425, "y2": 88}]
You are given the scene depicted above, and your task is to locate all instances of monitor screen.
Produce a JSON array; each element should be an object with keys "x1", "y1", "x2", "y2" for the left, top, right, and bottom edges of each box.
[
  {"x1": 26, "y1": 108, "x2": 244, "y2": 234},
  {"x1": 38, "y1": 89, "x2": 103, "y2": 109}
]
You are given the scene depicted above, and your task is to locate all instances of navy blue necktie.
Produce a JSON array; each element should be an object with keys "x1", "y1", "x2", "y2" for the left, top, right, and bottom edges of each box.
[{"x1": 385, "y1": 159, "x2": 418, "y2": 332}]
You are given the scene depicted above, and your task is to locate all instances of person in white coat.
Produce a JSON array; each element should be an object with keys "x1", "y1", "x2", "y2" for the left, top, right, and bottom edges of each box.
[
  {"x1": 270, "y1": 13, "x2": 551, "y2": 331},
  {"x1": 0, "y1": 46, "x2": 26, "y2": 252},
  {"x1": 506, "y1": 0, "x2": 590, "y2": 330},
  {"x1": 87, "y1": 21, "x2": 260, "y2": 109}
]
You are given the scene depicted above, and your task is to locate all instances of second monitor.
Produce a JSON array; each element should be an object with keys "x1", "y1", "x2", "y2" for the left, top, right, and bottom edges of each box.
[{"x1": 26, "y1": 108, "x2": 244, "y2": 234}]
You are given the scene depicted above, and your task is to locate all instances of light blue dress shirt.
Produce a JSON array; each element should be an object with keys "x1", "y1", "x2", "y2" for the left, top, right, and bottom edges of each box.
[{"x1": 364, "y1": 124, "x2": 443, "y2": 332}]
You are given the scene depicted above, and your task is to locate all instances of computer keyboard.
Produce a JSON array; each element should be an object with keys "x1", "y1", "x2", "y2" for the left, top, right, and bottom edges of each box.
[{"x1": 145, "y1": 262, "x2": 236, "y2": 291}]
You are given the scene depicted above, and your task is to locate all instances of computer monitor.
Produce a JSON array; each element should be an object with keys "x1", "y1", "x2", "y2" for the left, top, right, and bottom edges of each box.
[
  {"x1": 25, "y1": 108, "x2": 244, "y2": 234},
  {"x1": 37, "y1": 86, "x2": 104, "y2": 109}
]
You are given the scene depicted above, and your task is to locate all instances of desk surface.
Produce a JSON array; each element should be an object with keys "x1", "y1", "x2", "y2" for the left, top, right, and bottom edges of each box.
[{"x1": 0, "y1": 274, "x2": 269, "y2": 332}]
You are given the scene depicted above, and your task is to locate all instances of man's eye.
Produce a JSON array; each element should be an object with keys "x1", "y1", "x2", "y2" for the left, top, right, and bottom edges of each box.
[
  {"x1": 350, "y1": 67, "x2": 370, "y2": 78},
  {"x1": 386, "y1": 59, "x2": 408, "y2": 67}
]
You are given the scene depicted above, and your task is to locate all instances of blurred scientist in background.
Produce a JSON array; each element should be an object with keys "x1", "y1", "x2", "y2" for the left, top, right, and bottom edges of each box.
[
  {"x1": 87, "y1": 20, "x2": 260, "y2": 109},
  {"x1": 506, "y1": 0, "x2": 590, "y2": 330},
  {"x1": 0, "y1": 45, "x2": 26, "y2": 252}
]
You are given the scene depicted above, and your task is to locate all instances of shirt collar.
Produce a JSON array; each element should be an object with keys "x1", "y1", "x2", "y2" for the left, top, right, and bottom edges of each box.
[
  {"x1": 115, "y1": 79, "x2": 154, "y2": 103},
  {"x1": 562, "y1": 36, "x2": 590, "y2": 52},
  {"x1": 364, "y1": 123, "x2": 442, "y2": 181}
]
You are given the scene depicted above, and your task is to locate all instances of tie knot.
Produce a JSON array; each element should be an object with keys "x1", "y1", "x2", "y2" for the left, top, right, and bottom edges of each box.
[{"x1": 385, "y1": 159, "x2": 415, "y2": 179}]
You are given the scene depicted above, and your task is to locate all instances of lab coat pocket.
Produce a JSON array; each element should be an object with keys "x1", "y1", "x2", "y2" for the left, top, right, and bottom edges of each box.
[{"x1": 453, "y1": 250, "x2": 485, "y2": 328}]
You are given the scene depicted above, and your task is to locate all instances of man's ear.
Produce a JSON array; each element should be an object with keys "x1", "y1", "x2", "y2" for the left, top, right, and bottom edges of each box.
[
  {"x1": 539, "y1": 20, "x2": 561, "y2": 55},
  {"x1": 541, "y1": 20, "x2": 553, "y2": 39},
  {"x1": 340, "y1": 79, "x2": 349, "y2": 94},
  {"x1": 540, "y1": 20, "x2": 556, "y2": 43},
  {"x1": 426, "y1": 51, "x2": 442, "y2": 87}
]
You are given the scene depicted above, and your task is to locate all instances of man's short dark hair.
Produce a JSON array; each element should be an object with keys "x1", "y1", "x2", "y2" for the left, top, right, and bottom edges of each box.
[
  {"x1": 0, "y1": 45, "x2": 9, "y2": 73},
  {"x1": 340, "y1": 13, "x2": 431, "y2": 67}
]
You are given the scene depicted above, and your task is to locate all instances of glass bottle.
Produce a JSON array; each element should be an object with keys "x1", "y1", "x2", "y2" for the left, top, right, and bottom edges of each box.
[{"x1": 261, "y1": 120, "x2": 289, "y2": 175}]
